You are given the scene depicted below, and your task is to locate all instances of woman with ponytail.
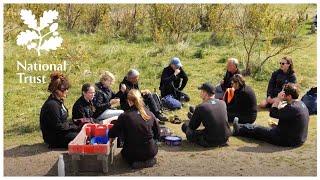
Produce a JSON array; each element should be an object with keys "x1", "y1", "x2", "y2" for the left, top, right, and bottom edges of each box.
[
  {"x1": 40, "y1": 71, "x2": 81, "y2": 148},
  {"x1": 109, "y1": 89, "x2": 160, "y2": 169}
]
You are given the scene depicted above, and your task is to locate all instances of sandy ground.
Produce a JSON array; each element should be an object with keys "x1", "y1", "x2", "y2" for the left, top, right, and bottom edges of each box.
[{"x1": 4, "y1": 117, "x2": 317, "y2": 176}]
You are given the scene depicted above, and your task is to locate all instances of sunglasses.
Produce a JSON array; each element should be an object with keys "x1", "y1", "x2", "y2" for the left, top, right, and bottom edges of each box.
[{"x1": 280, "y1": 62, "x2": 288, "y2": 65}]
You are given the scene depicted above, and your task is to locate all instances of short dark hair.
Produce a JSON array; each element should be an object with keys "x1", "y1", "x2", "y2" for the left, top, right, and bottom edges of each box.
[
  {"x1": 231, "y1": 74, "x2": 245, "y2": 88},
  {"x1": 283, "y1": 83, "x2": 299, "y2": 99},
  {"x1": 82, "y1": 83, "x2": 94, "y2": 93},
  {"x1": 48, "y1": 71, "x2": 70, "y2": 93}
]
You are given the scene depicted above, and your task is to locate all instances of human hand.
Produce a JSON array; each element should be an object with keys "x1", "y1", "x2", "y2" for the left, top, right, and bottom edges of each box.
[
  {"x1": 174, "y1": 69, "x2": 181, "y2": 76},
  {"x1": 110, "y1": 98, "x2": 120, "y2": 106},
  {"x1": 277, "y1": 91, "x2": 285, "y2": 101},
  {"x1": 120, "y1": 84, "x2": 126, "y2": 93},
  {"x1": 266, "y1": 96, "x2": 273, "y2": 104}
]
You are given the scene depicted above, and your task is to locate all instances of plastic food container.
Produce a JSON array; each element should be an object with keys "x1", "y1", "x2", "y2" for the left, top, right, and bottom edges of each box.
[{"x1": 165, "y1": 136, "x2": 182, "y2": 146}]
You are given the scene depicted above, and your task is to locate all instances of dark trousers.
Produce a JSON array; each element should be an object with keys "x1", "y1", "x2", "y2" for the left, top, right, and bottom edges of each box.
[
  {"x1": 228, "y1": 113, "x2": 257, "y2": 124},
  {"x1": 181, "y1": 121, "x2": 227, "y2": 147},
  {"x1": 48, "y1": 131, "x2": 78, "y2": 148},
  {"x1": 235, "y1": 123, "x2": 302, "y2": 147}
]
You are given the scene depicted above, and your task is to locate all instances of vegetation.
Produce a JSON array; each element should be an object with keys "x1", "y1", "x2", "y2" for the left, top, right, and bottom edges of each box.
[{"x1": 3, "y1": 4, "x2": 317, "y2": 148}]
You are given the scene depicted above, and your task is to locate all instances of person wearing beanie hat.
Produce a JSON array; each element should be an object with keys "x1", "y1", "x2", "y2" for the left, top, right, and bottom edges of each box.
[
  {"x1": 117, "y1": 69, "x2": 168, "y2": 121},
  {"x1": 159, "y1": 57, "x2": 189, "y2": 110},
  {"x1": 181, "y1": 82, "x2": 232, "y2": 147}
]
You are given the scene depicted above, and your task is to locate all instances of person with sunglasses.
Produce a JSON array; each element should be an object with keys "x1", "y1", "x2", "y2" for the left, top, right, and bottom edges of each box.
[
  {"x1": 224, "y1": 74, "x2": 257, "y2": 124},
  {"x1": 259, "y1": 57, "x2": 297, "y2": 108},
  {"x1": 233, "y1": 83, "x2": 309, "y2": 147},
  {"x1": 40, "y1": 72, "x2": 81, "y2": 148}
]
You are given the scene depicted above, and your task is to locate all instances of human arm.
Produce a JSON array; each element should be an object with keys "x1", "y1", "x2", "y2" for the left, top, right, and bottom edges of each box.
[
  {"x1": 267, "y1": 71, "x2": 277, "y2": 98},
  {"x1": 178, "y1": 68, "x2": 188, "y2": 91},
  {"x1": 188, "y1": 106, "x2": 202, "y2": 130}
]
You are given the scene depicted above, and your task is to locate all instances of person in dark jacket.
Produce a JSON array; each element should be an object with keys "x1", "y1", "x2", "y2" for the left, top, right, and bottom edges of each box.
[
  {"x1": 181, "y1": 82, "x2": 232, "y2": 147},
  {"x1": 109, "y1": 89, "x2": 160, "y2": 169},
  {"x1": 259, "y1": 56, "x2": 297, "y2": 108},
  {"x1": 93, "y1": 71, "x2": 124, "y2": 120},
  {"x1": 40, "y1": 72, "x2": 81, "y2": 148},
  {"x1": 159, "y1": 57, "x2": 189, "y2": 102},
  {"x1": 117, "y1": 69, "x2": 167, "y2": 121},
  {"x1": 215, "y1": 57, "x2": 241, "y2": 99},
  {"x1": 233, "y1": 83, "x2": 309, "y2": 147},
  {"x1": 224, "y1": 74, "x2": 257, "y2": 124},
  {"x1": 72, "y1": 83, "x2": 98, "y2": 125}
]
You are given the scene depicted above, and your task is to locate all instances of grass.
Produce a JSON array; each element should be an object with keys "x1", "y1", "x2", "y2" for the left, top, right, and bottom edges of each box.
[{"x1": 3, "y1": 6, "x2": 317, "y2": 150}]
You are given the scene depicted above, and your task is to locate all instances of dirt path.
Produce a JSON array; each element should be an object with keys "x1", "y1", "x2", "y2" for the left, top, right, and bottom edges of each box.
[{"x1": 4, "y1": 118, "x2": 316, "y2": 176}]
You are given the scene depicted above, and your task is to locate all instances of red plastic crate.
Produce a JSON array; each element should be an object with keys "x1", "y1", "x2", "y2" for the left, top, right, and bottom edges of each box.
[{"x1": 68, "y1": 123, "x2": 113, "y2": 155}]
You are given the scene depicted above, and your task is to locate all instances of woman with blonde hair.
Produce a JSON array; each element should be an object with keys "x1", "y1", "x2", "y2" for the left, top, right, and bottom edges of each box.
[
  {"x1": 109, "y1": 89, "x2": 160, "y2": 169},
  {"x1": 93, "y1": 71, "x2": 124, "y2": 121}
]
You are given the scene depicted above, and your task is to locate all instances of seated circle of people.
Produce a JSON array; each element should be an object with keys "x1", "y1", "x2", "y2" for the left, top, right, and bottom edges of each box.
[
  {"x1": 223, "y1": 74, "x2": 257, "y2": 124},
  {"x1": 40, "y1": 72, "x2": 81, "y2": 148},
  {"x1": 233, "y1": 83, "x2": 309, "y2": 147},
  {"x1": 181, "y1": 82, "x2": 232, "y2": 147},
  {"x1": 108, "y1": 89, "x2": 160, "y2": 169},
  {"x1": 72, "y1": 83, "x2": 99, "y2": 125},
  {"x1": 159, "y1": 57, "x2": 189, "y2": 110},
  {"x1": 215, "y1": 57, "x2": 240, "y2": 100},
  {"x1": 259, "y1": 56, "x2": 297, "y2": 108},
  {"x1": 93, "y1": 71, "x2": 124, "y2": 121},
  {"x1": 117, "y1": 69, "x2": 167, "y2": 121}
]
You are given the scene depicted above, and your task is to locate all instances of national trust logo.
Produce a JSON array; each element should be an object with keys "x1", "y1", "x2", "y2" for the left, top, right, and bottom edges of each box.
[{"x1": 16, "y1": 9, "x2": 63, "y2": 56}]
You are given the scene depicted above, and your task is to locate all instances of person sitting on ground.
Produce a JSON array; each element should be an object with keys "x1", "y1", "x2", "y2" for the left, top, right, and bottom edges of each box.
[
  {"x1": 233, "y1": 83, "x2": 309, "y2": 147},
  {"x1": 215, "y1": 57, "x2": 241, "y2": 100},
  {"x1": 223, "y1": 74, "x2": 257, "y2": 124},
  {"x1": 93, "y1": 71, "x2": 124, "y2": 121},
  {"x1": 72, "y1": 83, "x2": 98, "y2": 125},
  {"x1": 118, "y1": 69, "x2": 167, "y2": 121},
  {"x1": 181, "y1": 82, "x2": 232, "y2": 147},
  {"x1": 159, "y1": 57, "x2": 189, "y2": 110},
  {"x1": 40, "y1": 72, "x2": 81, "y2": 148},
  {"x1": 259, "y1": 56, "x2": 297, "y2": 108},
  {"x1": 109, "y1": 89, "x2": 160, "y2": 169}
]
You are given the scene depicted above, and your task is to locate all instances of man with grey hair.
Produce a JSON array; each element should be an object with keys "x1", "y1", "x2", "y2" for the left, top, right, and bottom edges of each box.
[
  {"x1": 118, "y1": 69, "x2": 168, "y2": 121},
  {"x1": 215, "y1": 57, "x2": 240, "y2": 99}
]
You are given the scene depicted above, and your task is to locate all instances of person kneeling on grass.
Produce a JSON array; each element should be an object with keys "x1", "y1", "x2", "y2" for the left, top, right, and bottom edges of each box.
[
  {"x1": 233, "y1": 83, "x2": 309, "y2": 147},
  {"x1": 72, "y1": 83, "x2": 98, "y2": 126},
  {"x1": 40, "y1": 72, "x2": 81, "y2": 148},
  {"x1": 159, "y1": 57, "x2": 189, "y2": 110},
  {"x1": 182, "y1": 82, "x2": 232, "y2": 147},
  {"x1": 108, "y1": 89, "x2": 160, "y2": 169}
]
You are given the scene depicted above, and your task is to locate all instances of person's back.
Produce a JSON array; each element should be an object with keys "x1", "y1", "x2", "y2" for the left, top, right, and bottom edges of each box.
[
  {"x1": 228, "y1": 85, "x2": 257, "y2": 116},
  {"x1": 190, "y1": 99, "x2": 231, "y2": 144},
  {"x1": 275, "y1": 100, "x2": 309, "y2": 146},
  {"x1": 119, "y1": 108, "x2": 159, "y2": 155}
]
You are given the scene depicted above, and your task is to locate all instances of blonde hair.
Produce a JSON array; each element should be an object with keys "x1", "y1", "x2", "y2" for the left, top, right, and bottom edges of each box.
[
  {"x1": 100, "y1": 71, "x2": 115, "y2": 82},
  {"x1": 127, "y1": 89, "x2": 151, "y2": 121}
]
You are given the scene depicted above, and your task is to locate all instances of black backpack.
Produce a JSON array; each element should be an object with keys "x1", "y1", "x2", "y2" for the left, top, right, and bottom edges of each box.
[{"x1": 301, "y1": 87, "x2": 317, "y2": 115}]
